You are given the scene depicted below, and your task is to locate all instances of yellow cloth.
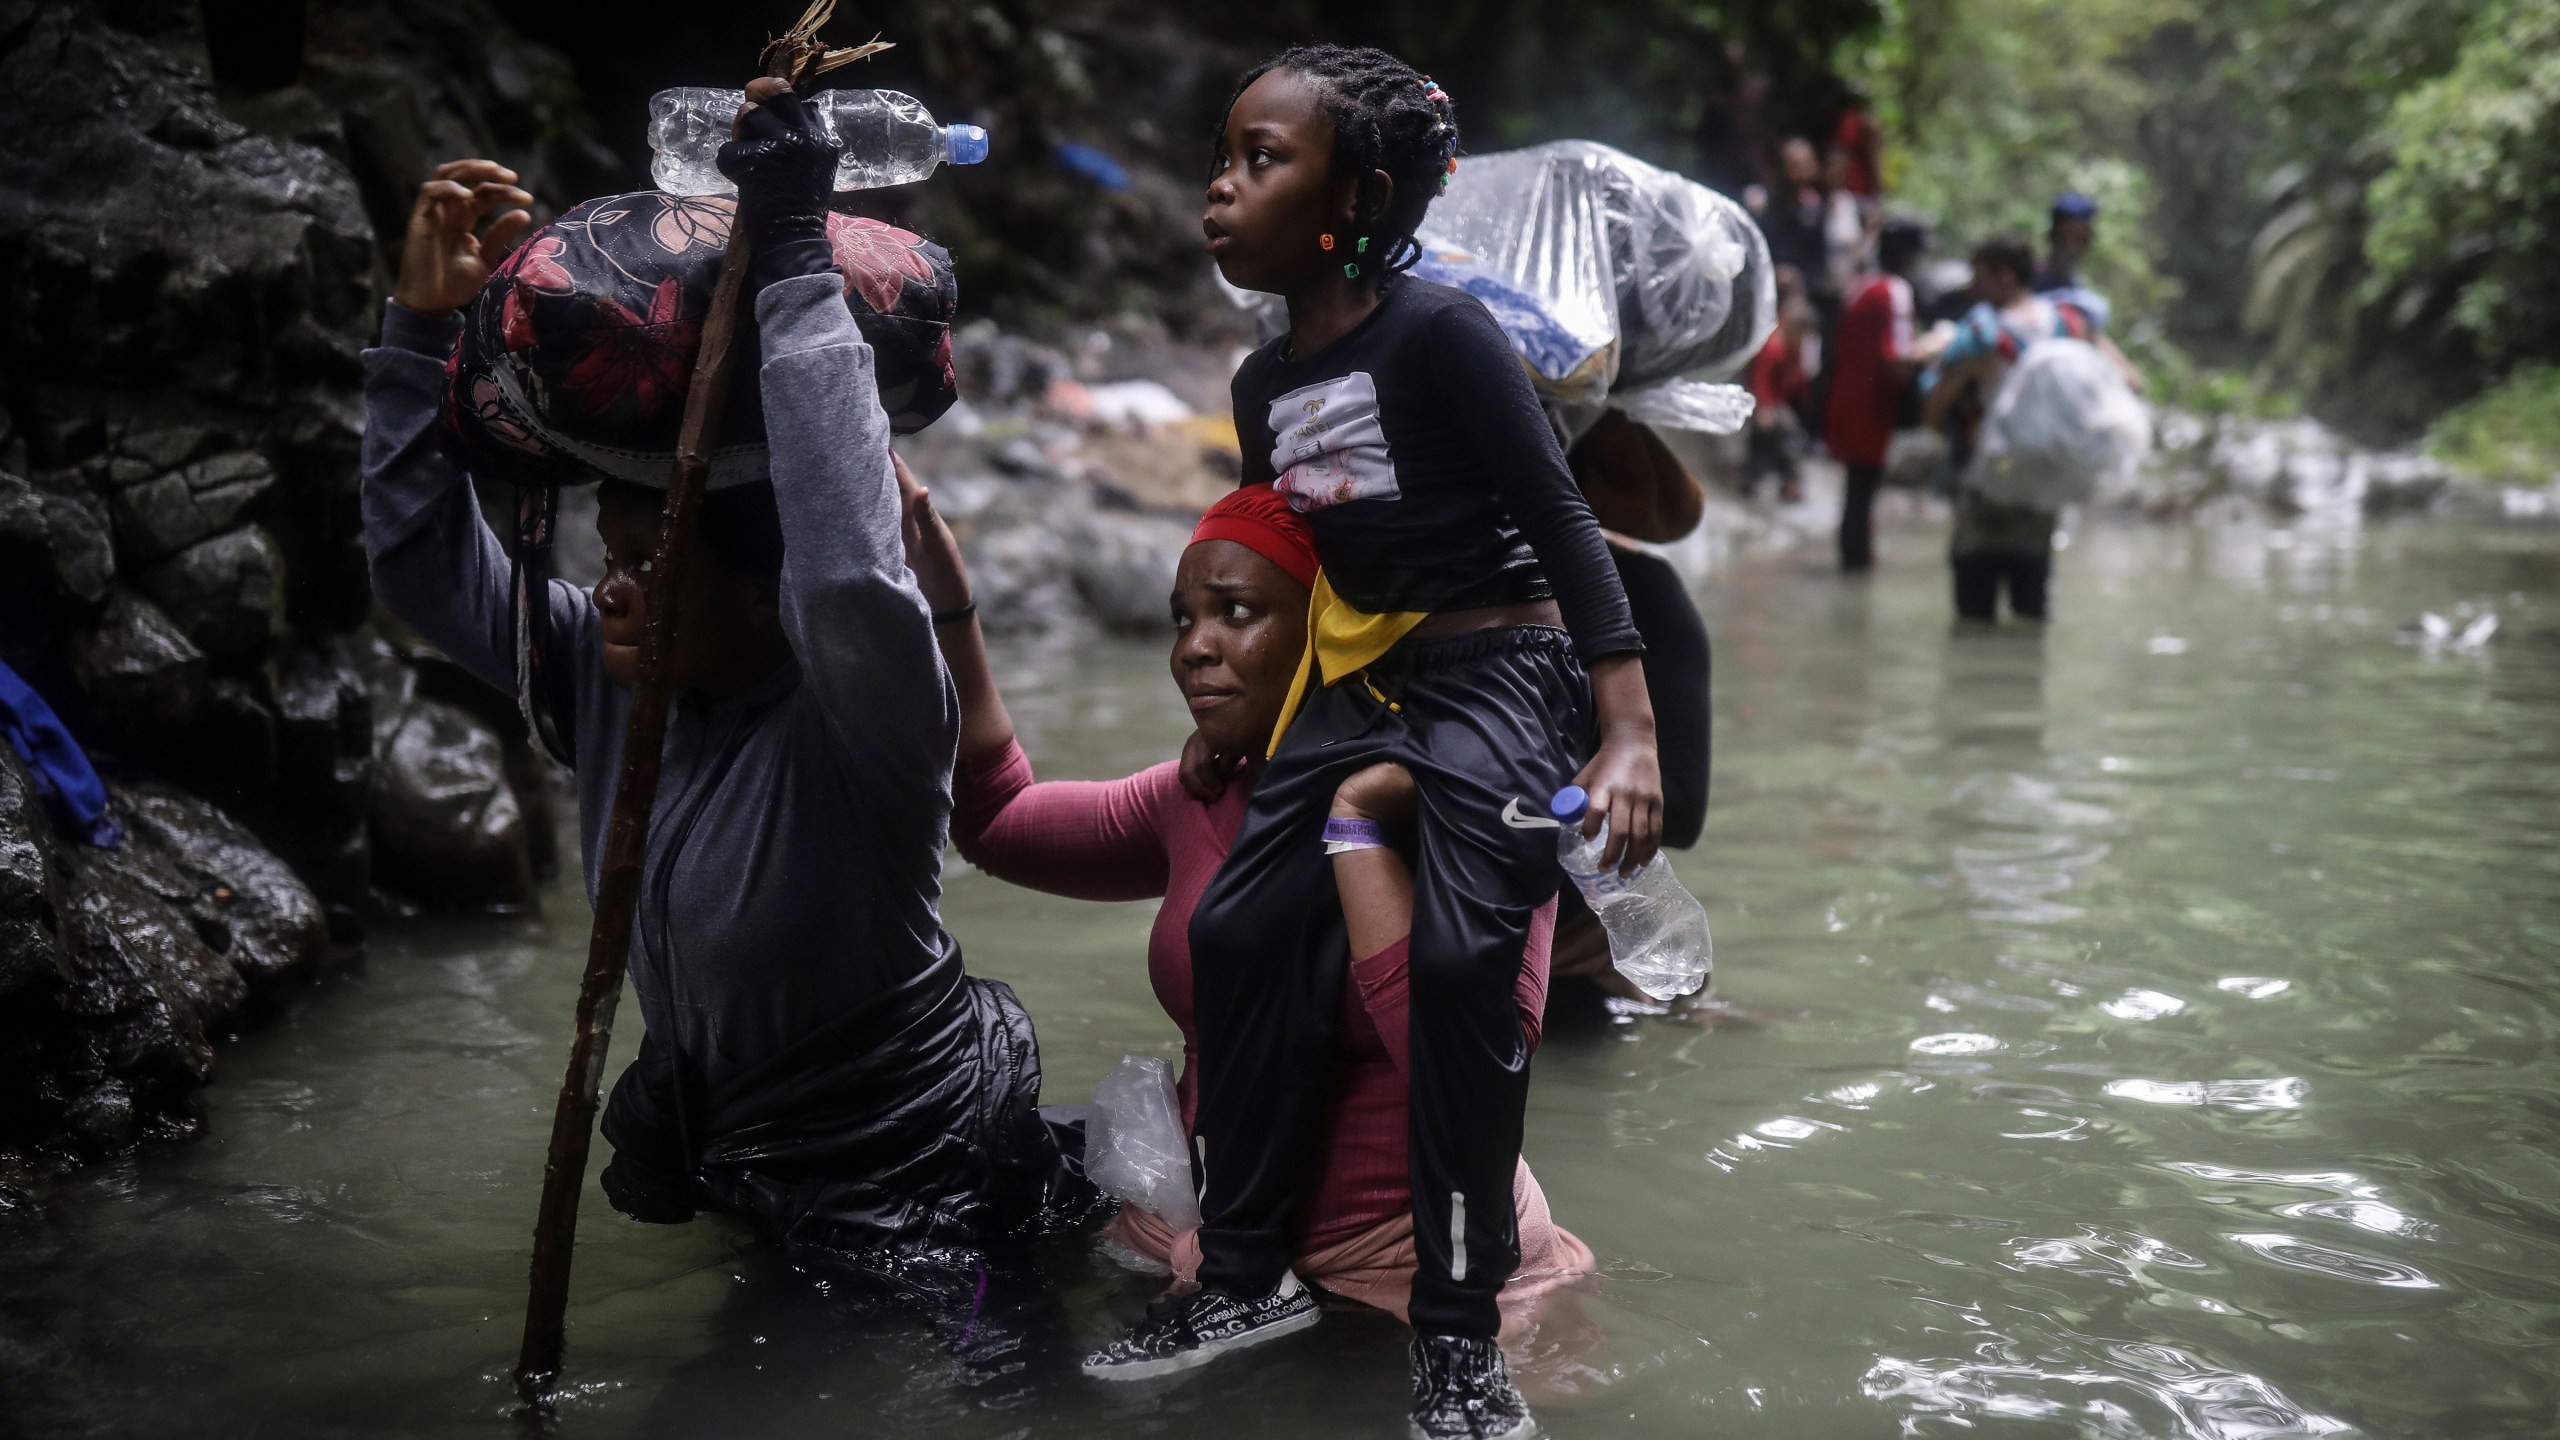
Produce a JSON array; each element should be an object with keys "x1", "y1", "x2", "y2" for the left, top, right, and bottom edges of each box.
[{"x1": 1265, "y1": 569, "x2": 1429, "y2": 758}]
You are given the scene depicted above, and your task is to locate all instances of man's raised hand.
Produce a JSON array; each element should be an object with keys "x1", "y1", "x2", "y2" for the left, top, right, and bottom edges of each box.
[{"x1": 392, "y1": 160, "x2": 534, "y2": 317}]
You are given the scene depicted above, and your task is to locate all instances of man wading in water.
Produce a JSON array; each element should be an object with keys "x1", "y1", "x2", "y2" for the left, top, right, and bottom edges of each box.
[{"x1": 362, "y1": 92, "x2": 1076, "y2": 1312}]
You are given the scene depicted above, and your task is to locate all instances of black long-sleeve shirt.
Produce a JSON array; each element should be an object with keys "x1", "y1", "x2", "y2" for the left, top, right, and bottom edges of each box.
[{"x1": 1232, "y1": 276, "x2": 1643, "y2": 661}]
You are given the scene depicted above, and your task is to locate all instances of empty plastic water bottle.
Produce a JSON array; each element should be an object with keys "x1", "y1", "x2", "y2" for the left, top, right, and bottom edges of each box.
[
  {"x1": 648, "y1": 87, "x2": 990, "y2": 197},
  {"x1": 1551, "y1": 785, "x2": 1712, "y2": 1001}
]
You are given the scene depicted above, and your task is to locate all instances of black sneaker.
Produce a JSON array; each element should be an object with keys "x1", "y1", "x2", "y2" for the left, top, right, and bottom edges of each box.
[
  {"x1": 1080, "y1": 1272, "x2": 1319, "y2": 1380},
  {"x1": 1409, "y1": 1334, "x2": 1537, "y2": 1440}
]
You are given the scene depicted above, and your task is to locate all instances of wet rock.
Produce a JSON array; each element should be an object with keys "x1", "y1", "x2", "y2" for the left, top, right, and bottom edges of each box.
[
  {"x1": 1065, "y1": 508, "x2": 1192, "y2": 633},
  {"x1": 0, "y1": 740, "x2": 333, "y2": 1160},
  {"x1": 954, "y1": 323, "x2": 1074, "y2": 409},
  {"x1": 255, "y1": 647, "x2": 378, "y2": 913},
  {"x1": 60, "y1": 1076, "x2": 137, "y2": 1151},
  {"x1": 0, "y1": 469, "x2": 115, "y2": 634},
  {"x1": 2361, "y1": 451, "x2": 2453, "y2": 516},
  {"x1": 115, "y1": 424, "x2": 213, "y2": 474},
  {"x1": 108, "y1": 451, "x2": 276, "y2": 562},
  {"x1": 112, "y1": 785, "x2": 329, "y2": 987},
  {"x1": 37, "y1": 484, "x2": 115, "y2": 606},
  {"x1": 68, "y1": 589, "x2": 207, "y2": 751},
  {"x1": 0, "y1": 6, "x2": 377, "y2": 398},
  {"x1": 133, "y1": 527, "x2": 284, "y2": 664},
  {"x1": 194, "y1": 676, "x2": 280, "y2": 797},
  {"x1": 53, "y1": 839, "x2": 245, "y2": 1099},
  {"x1": 0, "y1": 747, "x2": 67, "y2": 1008},
  {"x1": 369, "y1": 697, "x2": 533, "y2": 910},
  {"x1": 0, "y1": 0, "x2": 613, "y2": 1171},
  {"x1": 274, "y1": 649, "x2": 374, "y2": 830}
]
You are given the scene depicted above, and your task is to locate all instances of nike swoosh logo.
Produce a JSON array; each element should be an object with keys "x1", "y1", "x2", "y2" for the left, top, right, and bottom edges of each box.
[{"x1": 1501, "y1": 798, "x2": 1560, "y2": 830}]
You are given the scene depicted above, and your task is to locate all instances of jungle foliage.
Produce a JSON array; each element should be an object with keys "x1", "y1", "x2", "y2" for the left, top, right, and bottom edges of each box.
[
  {"x1": 1861, "y1": 0, "x2": 2549, "y2": 441},
  {"x1": 493, "y1": 0, "x2": 2547, "y2": 443}
]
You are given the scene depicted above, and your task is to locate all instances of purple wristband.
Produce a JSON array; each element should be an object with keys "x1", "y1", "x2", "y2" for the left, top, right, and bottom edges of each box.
[{"x1": 1321, "y1": 817, "x2": 1391, "y2": 853}]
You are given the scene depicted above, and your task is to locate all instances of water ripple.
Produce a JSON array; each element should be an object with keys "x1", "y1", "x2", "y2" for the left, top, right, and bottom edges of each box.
[
  {"x1": 1864, "y1": 1335, "x2": 2351, "y2": 1439},
  {"x1": 2106, "y1": 1078, "x2": 2307, "y2": 1111},
  {"x1": 2229, "y1": 1232, "x2": 2439, "y2": 1289},
  {"x1": 1911, "y1": 1032, "x2": 2003, "y2": 1056}
]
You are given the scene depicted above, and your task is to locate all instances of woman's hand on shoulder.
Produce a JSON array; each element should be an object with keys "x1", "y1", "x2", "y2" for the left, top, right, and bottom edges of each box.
[
  {"x1": 392, "y1": 160, "x2": 533, "y2": 316},
  {"x1": 893, "y1": 451, "x2": 973, "y2": 614}
]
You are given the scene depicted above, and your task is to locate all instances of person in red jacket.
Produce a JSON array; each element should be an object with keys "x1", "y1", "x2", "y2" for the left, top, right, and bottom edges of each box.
[
  {"x1": 1822, "y1": 217, "x2": 1940, "y2": 570},
  {"x1": 1745, "y1": 290, "x2": 1818, "y2": 502}
]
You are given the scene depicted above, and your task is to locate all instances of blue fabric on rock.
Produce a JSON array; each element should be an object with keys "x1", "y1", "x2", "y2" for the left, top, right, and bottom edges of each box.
[{"x1": 0, "y1": 657, "x2": 121, "y2": 847}]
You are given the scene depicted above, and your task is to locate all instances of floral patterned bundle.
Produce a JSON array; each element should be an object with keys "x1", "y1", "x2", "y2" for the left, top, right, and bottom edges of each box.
[{"x1": 440, "y1": 190, "x2": 959, "y2": 490}]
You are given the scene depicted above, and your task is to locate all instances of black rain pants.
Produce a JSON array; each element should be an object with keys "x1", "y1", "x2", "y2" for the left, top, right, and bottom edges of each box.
[{"x1": 1189, "y1": 626, "x2": 1593, "y2": 1339}]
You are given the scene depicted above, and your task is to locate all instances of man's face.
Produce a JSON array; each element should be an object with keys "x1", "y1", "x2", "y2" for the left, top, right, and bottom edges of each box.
[
  {"x1": 1781, "y1": 140, "x2": 1820, "y2": 188},
  {"x1": 2051, "y1": 216, "x2": 2094, "y2": 268},
  {"x1": 1975, "y1": 263, "x2": 2028, "y2": 307}
]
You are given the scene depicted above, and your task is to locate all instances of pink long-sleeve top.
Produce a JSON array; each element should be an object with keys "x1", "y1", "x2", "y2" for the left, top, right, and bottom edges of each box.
[{"x1": 951, "y1": 739, "x2": 1553, "y2": 1253}]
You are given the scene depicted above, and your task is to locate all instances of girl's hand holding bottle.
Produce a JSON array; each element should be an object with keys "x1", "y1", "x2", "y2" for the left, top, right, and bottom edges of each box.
[{"x1": 1573, "y1": 652, "x2": 1665, "y2": 874}]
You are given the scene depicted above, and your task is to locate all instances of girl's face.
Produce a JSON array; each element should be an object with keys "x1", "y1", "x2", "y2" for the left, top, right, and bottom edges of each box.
[
  {"x1": 1168, "y1": 539, "x2": 1310, "y2": 760},
  {"x1": 1204, "y1": 68, "x2": 1357, "y2": 295}
]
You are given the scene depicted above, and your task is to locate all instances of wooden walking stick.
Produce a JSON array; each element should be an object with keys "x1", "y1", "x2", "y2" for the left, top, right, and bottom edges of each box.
[{"x1": 511, "y1": 2, "x2": 891, "y2": 1408}]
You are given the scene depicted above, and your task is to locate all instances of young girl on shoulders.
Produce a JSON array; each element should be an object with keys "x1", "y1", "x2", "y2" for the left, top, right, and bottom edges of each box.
[{"x1": 1077, "y1": 44, "x2": 1660, "y2": 1440}]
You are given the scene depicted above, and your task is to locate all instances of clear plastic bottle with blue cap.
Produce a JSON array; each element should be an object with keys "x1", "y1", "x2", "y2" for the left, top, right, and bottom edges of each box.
[
  {"x1": 647, "y1": 87, "x2": 990, "y2": 196},
  {"x1": 1550, "y1": 784, "x2": 1712, "y2": 1001}
]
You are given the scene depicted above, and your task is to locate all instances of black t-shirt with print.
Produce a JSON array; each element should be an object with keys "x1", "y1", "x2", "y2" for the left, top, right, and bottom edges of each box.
[{"x1": 1231, "y1": 275, "x2": 1643, "y2": 661}]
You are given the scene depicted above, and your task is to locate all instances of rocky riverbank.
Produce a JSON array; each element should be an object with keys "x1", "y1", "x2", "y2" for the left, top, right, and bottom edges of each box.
[{"x1": 0, "y1": 0, "x2": 606, "y2": 1180}]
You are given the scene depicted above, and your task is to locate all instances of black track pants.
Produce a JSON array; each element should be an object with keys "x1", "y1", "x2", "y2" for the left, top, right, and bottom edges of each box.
[
  {"x1": 1952, "y1": 550, "x2": 2051, "y2": 620},
  {"x1": 1190, "y1": 626, "x2": 1594, "y2": 1339},
  {"x1": 1839, "y1": 462, "x2": 1883, "y2": 570}
]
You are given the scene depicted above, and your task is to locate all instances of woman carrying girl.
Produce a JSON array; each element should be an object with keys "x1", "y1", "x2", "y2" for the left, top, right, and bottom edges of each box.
[
  {"x1": 896, "y1": 469, "x2": 1594, "y2": 1349},
  {"x1": 1082, "y1": 45, "x2": 1664, "y2": 1440}
]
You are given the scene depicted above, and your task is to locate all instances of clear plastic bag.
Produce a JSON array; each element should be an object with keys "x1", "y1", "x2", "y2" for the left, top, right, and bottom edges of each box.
[
  {"x1": 1970, "y1": 338, "x2": 2153, "y2": 512},
  {"x1": 1221, "y1": 140, "x2": 1774, "y2": 443},
  {"x1": 1422, "y1": 140, "x2": 1775, "y2": 440},
  {"x1": 1084, "y1": 1055, "x2": 1200, "y2": 1228},
  {"x1": 1611, "y1": 376, "x2": 1760, "y2": 434}
]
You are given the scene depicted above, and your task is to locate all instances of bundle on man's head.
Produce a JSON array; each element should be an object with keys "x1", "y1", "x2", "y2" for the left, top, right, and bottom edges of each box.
[
  {"x1": 1225, "y1": 44, "x2": 1462, "y2": 278},
  {"x1": 439, "y1": 188, "x2": 960, "y2": 492}
]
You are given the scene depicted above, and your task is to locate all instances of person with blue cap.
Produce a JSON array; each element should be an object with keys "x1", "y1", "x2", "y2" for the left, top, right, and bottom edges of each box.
[{"x1": 2033, "y1": 191, "x2": 2098, "y2": 294}]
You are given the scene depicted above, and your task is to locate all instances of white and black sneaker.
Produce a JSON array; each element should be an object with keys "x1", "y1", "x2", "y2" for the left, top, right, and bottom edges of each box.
[
  {"x1": 1080, "y1": 1272, "x2": 1320, "y2": 1380},
  {"x1": 1409, "y1": 1334, "x2": 1537, "y2": 1440}
]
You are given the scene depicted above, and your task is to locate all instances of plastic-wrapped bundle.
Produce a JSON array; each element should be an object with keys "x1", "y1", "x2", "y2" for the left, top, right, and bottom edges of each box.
[
  {"x1": 1084, "y1": 1055, "x2": 1200, "y2": 1228},
  {"x1": 1220, "y1": 141, "x2": 1774, "y2": 443},
  {"x1": 1970, "y1": 338, "x2": 2152, "y2": 512},
  {"x1": 1419, "y1": 140, "x2": 1775, "y2": 441},
  {"x1": 441, "y1": 191, "x2": 960, "y2": 491}
]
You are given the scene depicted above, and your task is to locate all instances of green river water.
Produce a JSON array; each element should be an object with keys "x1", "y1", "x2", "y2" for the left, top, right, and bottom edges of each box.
[{"x1": 5, "y1": 512, "x2": 2556, "y2": 1438}]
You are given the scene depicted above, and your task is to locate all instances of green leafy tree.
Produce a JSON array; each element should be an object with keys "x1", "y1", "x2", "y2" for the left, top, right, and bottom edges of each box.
[{"x1": 2364, "y1": 0, "x2": 2560, "y2": 364}]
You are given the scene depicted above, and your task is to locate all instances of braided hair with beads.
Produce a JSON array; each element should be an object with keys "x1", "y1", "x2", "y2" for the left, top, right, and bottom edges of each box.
[{"x1": 1219, "y1": 43, "x2": 1462, "y2": 280}]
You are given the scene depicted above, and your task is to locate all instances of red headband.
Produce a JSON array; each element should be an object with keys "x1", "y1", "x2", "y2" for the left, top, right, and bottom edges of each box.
[{"x1": 1190, "y1": 483, "x2": 1319, "y2": 590}]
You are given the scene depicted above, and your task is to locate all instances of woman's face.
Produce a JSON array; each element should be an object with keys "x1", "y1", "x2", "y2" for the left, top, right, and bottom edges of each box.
[
  {"x1": 1169, "y1": 539, "x2": 1310, "y2": 760},
  {"x1": 1203, "y1": 68, "x2": 1352, "y2": 295}
]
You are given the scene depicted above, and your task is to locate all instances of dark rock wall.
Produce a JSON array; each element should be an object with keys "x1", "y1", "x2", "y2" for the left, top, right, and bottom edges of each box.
[
  {"x1": 0, "y1": 0, "x2": 610, "y2": 1169},
  {"x1": 0, "y1": 741, "x2": 330, "y2": 1159}
]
